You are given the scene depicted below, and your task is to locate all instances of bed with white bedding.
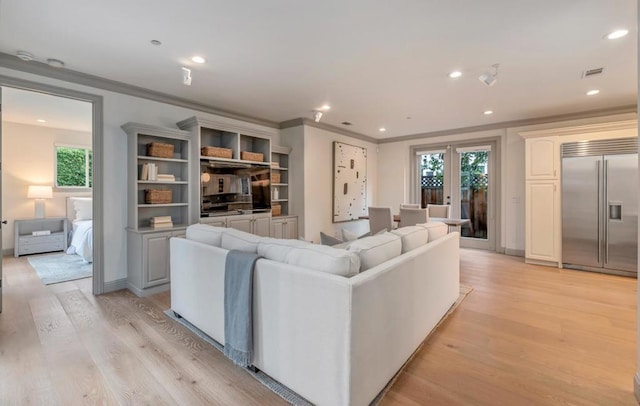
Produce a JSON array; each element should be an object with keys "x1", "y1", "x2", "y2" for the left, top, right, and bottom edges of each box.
[{"x1": 66, "y1": 197, "x2": 93, "y2": 263}]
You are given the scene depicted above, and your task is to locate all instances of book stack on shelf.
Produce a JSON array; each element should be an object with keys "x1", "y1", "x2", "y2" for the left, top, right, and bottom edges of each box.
[
  {"x1": 156, "y1": 174, "x2": 176, "y2": 182},
  {"x1": 150, "y1": 216, "x2": 173, "y2": 229},
  {"x1": 141, "y1": 163, "x2": 176, "y2": 182}
]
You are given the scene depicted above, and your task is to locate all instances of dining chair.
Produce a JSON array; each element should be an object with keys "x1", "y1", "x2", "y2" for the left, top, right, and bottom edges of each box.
[
  {"x1": 427, "y1": 204, "x2": 451, "y2": 219},
  {"x1": 367, "y1": 207, "x2": 394, "y2": 234},
  {"x1": 399, "y1": 208, "x2": 428, "y2": 227},
  {"x1": 400, "y1": 203, "x2": 420, "y2": 209}
]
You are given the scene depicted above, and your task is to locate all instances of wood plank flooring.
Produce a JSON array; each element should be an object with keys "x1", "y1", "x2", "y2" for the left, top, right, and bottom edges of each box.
[{"x1": 0, "y1": 250, "x2": 636, "y2": 405}]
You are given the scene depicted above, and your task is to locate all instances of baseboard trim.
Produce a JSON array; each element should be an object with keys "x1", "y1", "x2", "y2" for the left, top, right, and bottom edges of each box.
[
  {"x1": 127, "y1": 281, "x2": 170, "y2": 297},
  {"x1": 634, "y1": 372, "x2": 640, "y2": 404},
  {"x1": 505, "y1": 248, "x2": 525, "y2": 257},
  {"x1": 525, "y1": 258, "x2": 560, "y2": 267},
  {"x1": 103, "y1": 278, "x2": 128, "y2": 293},
  {"x1": 2, "y1": 248, "x2": 14, "y2": 257}
]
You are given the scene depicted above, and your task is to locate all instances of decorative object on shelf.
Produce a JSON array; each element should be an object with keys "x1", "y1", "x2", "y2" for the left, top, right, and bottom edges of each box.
[
  {"x1": 273, "y1": 187, "x2": 279, "y2": 200},
  {"x1": 201, "y1": 146, "x2": 233, "y2": 159},
  {"x1": 156, "y1": 174, "x2": 176, "y2": 182},
  {"x1": 145, "y1": 189, "x2": 172, "y2": 204},
  {"x1": 272, "y1": 204, "x2": 281, "y2": 217},
  {"x1": 333, "y1": 142, "x2": 367, "y2": 222},
  {"x1": 150, "y1": 215, "x2": 173, "y2": 228},
  {"x1": 27, "y1": 185, "x2": 53, "y2": 218},
  {"x1": 141, "y1": 162, "x2": 159, "y2": 180},
  {"x1": 270, "y1": 161, "x2": 280, "y2": 168},
  {"x1": 241, "y1": 151, "x2": 264, "y2": 162},
  {"x1": 271, "y1": 172, "x2": 281, "y2": 184},
  {"x1": 147, "y1": 142, "x2": 175, "y2": 158}
]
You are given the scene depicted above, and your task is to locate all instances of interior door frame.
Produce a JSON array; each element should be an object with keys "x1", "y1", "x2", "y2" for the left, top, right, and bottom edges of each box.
[
  {"x1": 411, "y1": 136, "x2": 502, "y2": 252},
  {"x1": 0, "y1": 74, "x2": 105, "y2": 295}
]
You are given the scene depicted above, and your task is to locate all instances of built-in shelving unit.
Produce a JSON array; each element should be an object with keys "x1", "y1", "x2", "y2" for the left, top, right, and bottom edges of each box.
[
  {"x1": 271, "y1": 145, "x2": 291, "y2": 216},
  {"x1": 122, "y1": 122, "x2": 192, "y2": 297}
]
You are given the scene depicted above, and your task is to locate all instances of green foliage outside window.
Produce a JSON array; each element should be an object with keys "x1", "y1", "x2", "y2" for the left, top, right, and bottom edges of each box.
[{"x1": 56, "y1": 146, "x2": 92, "y2": 188}]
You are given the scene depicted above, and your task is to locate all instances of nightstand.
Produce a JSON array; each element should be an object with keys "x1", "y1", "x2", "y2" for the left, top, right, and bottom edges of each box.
[{"x1": 14, "y1": 217, "x2": 68, "y2": 257}]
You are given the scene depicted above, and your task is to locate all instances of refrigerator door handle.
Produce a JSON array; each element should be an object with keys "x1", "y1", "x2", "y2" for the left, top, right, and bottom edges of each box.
[
  {"x1": 604, "y1": 160, "x2": 609, "y2": 265},
  {"x1": 597, "y1": 160, "x2": 601, "y2": 264}
]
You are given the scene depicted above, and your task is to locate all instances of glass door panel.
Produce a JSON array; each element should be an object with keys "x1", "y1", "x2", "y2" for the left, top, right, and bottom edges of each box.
[
  {"x1": 459, "y1": 150, "x2": 489, "y2": 240},
  {"x1": 419, "y1": 152, "x2": 447, "y2": 207}
]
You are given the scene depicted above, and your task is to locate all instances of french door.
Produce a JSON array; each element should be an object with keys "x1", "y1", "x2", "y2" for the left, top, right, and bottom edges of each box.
[{"x1": 416, "y1": 142, "x2": 495, "y2": 250}]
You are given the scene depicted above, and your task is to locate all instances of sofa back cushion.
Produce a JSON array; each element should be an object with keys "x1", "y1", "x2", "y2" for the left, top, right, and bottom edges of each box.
[
  {"x1": 186, "y1": 224, "x2": 226, "y2": 247},
  {"x1": 417, "y1": 221, "x2": 448, "y2": 242},
  {"x1": 258, "y1": 238, "x2": 360, "y2": 277},
  {"x1": 221, "y1": 227, "x2": 263, "y2": 253},
  {"x1": 347, "y1": 232, "x2": 402, "y2": 272},
  {"x1": 390, "y1": 226, "x2": 429, "y2": 253}
]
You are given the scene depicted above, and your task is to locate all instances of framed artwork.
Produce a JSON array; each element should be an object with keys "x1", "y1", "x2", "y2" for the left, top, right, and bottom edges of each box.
[{"x1": 333, "y1": 141, "x2": 367, "y2": 222}]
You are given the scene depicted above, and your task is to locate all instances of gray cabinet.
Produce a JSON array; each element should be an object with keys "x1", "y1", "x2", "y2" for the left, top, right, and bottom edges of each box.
[
  {"x1": 226, "y1": 213, "x2": 271, "y2": 237},
  {"x1": 14, "y1": 217, "x2": 68, "y2": 257},
  {"x1": 127, "y1": 229, "x2": 185, "y2": 296},
  {"x1": 270, "y1": 216, "x2": 298, "y2": 239}
]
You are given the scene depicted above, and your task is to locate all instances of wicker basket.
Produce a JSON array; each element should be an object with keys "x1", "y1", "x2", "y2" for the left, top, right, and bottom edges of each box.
[
  {"x1": 144, "y1": 189, "x2": 172, "y2": 204},
  {"x1": 241, "y1": 151, "x2": 264, "y2": 162},
  {"x1": 271, "y1": 172, "x2": 281, "y2": 184},
  {"x1": 147, "y1": 142, "x2": 174, "y2": 158},
  {"x1": 271, "y1": 204, "x2": 281, "y2": 217},
  {"x1": 201, "y1": 146, "x2": 233, "y2": 159}
]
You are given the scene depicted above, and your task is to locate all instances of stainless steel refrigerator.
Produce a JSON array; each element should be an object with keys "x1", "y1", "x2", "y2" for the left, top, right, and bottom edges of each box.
[{"x1": 562, "y1": 138, "x2": 638, "y2": 277}]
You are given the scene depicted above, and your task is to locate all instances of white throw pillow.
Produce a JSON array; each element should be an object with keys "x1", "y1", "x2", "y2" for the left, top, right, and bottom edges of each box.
[
  {"x1": 347, "y1": 232, "x2": 402, "y2": 272},
  {"x1": 186, "y1": 224, "x2": 225, "y2": 247},
  {"x1": 220, "y1": 227, "x2": 263, "y2": 253},
  {"x1": 391, "y1": 226, "x2": 429, "y2": 253},
  {"x1": 417, "y1": 221, "x2": 448, "y2": 242},
  {"x1": 278, "y1": 243, "x2": 361, "y2": 277},
  {"x1": 73, "y1": 198, "x2": 92, "y2": 220}
]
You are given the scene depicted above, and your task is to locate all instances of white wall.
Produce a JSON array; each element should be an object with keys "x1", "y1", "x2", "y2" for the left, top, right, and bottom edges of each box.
[
  {"x1": 1, "y1": 66, "x2": 281, "y2": 283},
  {"x1": 378, "y1": 112, "x2": 637, "y2": 253},
  {"x1": 281, "y1": 124, "x2": 378, "y2": 243},
  {"x1": 2, "y1": 121, "x2": 91, "y2": 251}
]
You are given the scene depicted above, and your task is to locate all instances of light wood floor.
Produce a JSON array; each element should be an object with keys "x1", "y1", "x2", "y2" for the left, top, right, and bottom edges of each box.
[{"x1": 0, "y1": 250, "x2": 636, "y2": 405}]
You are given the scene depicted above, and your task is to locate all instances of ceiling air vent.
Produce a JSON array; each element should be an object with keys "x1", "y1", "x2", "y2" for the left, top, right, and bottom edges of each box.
[
  {"x1": 582, "y1": 67, "x2": 604, "y2": 78},
  {"x1": 341, "y1": 121, "x2": 352, "y2": 126}
]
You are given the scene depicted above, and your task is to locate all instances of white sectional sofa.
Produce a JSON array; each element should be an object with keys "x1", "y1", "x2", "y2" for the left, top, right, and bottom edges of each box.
[{"x1": 170, "y1": 222, "x2": 459, "y2": 406}]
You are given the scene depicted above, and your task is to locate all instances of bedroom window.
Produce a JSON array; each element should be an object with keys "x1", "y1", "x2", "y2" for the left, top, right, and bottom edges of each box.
[{"x1": 55, "y1": 145, "x2": 92, "y2": 188}]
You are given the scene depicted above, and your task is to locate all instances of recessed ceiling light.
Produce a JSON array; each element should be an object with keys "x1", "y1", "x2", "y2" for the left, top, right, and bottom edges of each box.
[
  {"x1": 16, "y1": 51, "x2": 34, "y2": 61},
  {"x1": 47, "y1": 59, "x2": 64, "y2": 68},
  {"x1": 320, "y1": 104, "x2": 331, "y2": 111},
  {"x1": 36, "y1": 119, "x2": 46, "y2": 123},
  {"x1": 150, "y1": 40, "x2": 162, "y2": 46},
  {"x1": 191, "y1": 55, "x2": 206, "y2": 64},
  {"x1": 449, "y1": 71, "x2": 462, "y2": 78},
  {"x1": 341, "y1": 121, "x2": 352, "y2": 126},
  {"x1": 606, "y1": 29, "x2": 628, "y2": 40},
  {"x1": 379, "y1": 127, "x2": 386, "y2": 132},
  {"x1": 483, "y1": 110, "x2": 493, "y2": 115},
  {"x1": 586, "y1": 89, "x2": 600, "y2": 96}
]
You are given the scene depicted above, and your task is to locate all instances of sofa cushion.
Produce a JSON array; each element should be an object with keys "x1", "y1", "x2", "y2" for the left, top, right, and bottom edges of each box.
[
  {"x1": 221, "y1": 227, "x2": 263, "y2": 253},
  {"x1": 417, "y1": 221, "x2": 448, "y2": 242},
  {"x1": 390, "y1": 226, "x2": 429, "y2": 253},
  {"x1": 347, "y1": 232, "x2": 402, "y2": 272},
  {"x1": 186, "y1": 224, "x2": 226, "y2": 247},
  {"x1": 257, "y1": 238, "x2": 313, "y2": 262},
  {"x1": 285, "y1": 244, "x2": 360, "y2": 277}
]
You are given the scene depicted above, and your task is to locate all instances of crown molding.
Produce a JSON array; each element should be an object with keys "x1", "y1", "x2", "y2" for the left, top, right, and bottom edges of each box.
[
  {"x1": 280, "y1": 118, "x2": 379, "y2": 143},
  {"x1": 378, "y1": 105, "x2": 637, "y2": 144},
  {"x1": 519, "y1": 119, "x2": 637, "y2": 139},
  {"x1": 0, "y1": 52, "x2": 279, "y2": 129}
]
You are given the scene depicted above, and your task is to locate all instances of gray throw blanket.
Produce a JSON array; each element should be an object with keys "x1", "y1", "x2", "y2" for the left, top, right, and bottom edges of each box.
[{"x1": 224, "y1": 250, "x2": 260, "y2": 367}]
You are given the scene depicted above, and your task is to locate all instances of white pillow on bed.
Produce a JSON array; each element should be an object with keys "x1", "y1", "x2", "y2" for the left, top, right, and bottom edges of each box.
[{"x1": 73, "y1": 198, "x2": 92, "y2": 220}]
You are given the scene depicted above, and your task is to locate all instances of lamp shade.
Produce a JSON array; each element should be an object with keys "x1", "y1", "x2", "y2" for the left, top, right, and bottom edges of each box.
[{"x1": 27, "y1": 185, "x2": 53, "y2": 199}]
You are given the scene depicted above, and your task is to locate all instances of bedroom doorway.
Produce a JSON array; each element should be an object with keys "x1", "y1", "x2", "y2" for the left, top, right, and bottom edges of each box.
[{"x1": 0, "y1": 77, "x2": 103, "y2": 311}]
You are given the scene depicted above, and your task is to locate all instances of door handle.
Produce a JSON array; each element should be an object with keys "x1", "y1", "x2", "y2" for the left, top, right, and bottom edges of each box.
[{"x1": 1, "y1": 220, "x2": 6, "y2": 224}]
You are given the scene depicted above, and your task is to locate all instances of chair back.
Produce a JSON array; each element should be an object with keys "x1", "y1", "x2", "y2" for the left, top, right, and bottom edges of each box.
[
  {"x1": 367, "y1": 207, "x2": 393, "y2": 234},
  {"x1": 427, "y1": 204, "x2": 451, "y2": 219},
  {"x1": 400, "y1": 203, "x2": 420, "y2": 209},
  {"x1": 399, "y1": 208, "x2": 428, "y2": 227}
]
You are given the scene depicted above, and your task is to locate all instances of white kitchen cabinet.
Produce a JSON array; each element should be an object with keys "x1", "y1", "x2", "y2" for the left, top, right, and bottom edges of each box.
[
  {"x1": 525, "y1": 136, "x2": 559, "y2": 180},
  {"x1": 525, "y1": 180, "x2": 560, "y2": 264}
]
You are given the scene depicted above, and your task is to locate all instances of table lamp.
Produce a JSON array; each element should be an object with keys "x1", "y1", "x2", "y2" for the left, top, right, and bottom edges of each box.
[{"x1": 27, "y1": 185, "x2": 53, "y2": 218}]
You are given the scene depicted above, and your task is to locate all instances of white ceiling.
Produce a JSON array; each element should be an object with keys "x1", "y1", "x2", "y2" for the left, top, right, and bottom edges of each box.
[
  {"x1": 0, "y1": 0, "x2": 636, "y2": 139},
  {"x1": 1, "y1": 87, "x2": 92, "y2": 132}
]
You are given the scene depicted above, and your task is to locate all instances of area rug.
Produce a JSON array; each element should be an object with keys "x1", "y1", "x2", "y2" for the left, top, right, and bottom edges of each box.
[
  {"x1": 27, "y1": 253, "x2": 92, "y2": 285},
  {"x1": 164, "y1": 284, "x2": 473, "y2": 406}
]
